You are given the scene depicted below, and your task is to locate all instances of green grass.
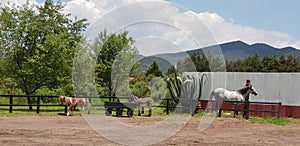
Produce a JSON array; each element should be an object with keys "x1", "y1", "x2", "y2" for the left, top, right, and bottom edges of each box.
[
  {"x1": 279, "y1": 129, "x2": 295, "y2": 133},
  {"x1": 248, "y1": 116, "x2": 300, "y2": 125},
  {"x1": 199, "y1": 111, "x2": 300, "y2": 125},
  {"x1": 0, "y1": 106, "x2": 66, "y2": 117}
]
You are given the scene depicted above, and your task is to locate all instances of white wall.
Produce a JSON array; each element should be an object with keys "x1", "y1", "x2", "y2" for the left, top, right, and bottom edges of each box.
[{"x1": 197, "y1": 72, "x2": 300, "y2": 106}]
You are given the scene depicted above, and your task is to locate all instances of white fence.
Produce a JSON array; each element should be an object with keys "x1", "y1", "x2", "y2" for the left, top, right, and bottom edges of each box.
[{"x1": 198, "y1": 72, "x2": 300, "y2": 106}]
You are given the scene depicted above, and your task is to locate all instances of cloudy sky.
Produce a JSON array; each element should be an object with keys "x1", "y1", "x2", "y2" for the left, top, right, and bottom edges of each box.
[{"x1": 1, "y1": 0, "x2": 300, "y2": 56}]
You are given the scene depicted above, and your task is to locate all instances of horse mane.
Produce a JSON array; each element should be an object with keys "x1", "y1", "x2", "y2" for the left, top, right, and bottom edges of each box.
[{"x1": 237, "y1": 86, "x2": 251, "y2": 95}]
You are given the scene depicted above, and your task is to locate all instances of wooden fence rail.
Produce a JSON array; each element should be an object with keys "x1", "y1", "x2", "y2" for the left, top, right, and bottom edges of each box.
[
  {"x1": 0, "y1": 95, "x2": 282, "y2": 118},
  {"x1": 197, "y1": 100, "x2": 282, "y2": 119}
]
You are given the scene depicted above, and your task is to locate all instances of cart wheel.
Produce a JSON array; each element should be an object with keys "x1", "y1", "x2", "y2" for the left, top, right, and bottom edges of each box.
[
  {"x1": 116, "y1": 108, "x2": 123, "y2": 117},
  {"x1": 105, "y1": 108, "x2": 112, "y2": 116},
  {"x1": 127, "y1": 109, "x2": 134, "y2": 117}
]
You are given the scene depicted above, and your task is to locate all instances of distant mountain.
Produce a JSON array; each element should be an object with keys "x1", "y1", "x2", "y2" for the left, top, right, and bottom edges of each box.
[
  {"x1": 217, "y1": 41, "x2": 299, "y2": 61},
  {"x1": 137, "y1": 56, "x2": 173, "y2": 74},
  {"x1": 136, "y1": 40, "x2": 300, "y2": 74}
]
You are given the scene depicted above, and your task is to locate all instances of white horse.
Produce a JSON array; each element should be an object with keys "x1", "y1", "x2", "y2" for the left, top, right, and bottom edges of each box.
[
  {"x1": 130, "y1": 95, "x2": 154, "y2": 117},
  {"x1": 209, "y1": 85, "x2": 258, "y2": 118},
  {"x1": 60, "y1": 96, "x2": 92, "y2": 116}
]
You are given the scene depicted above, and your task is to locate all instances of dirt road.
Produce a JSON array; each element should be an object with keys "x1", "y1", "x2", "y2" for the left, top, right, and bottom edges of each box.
[{"x1": 0, "y1": 115, "x2": 299, "y2": 145}]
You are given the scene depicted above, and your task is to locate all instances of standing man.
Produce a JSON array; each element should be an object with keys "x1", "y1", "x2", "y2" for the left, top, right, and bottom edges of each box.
[{"x1": 243, "y1": 79, "x2": 252, "y2": 118}]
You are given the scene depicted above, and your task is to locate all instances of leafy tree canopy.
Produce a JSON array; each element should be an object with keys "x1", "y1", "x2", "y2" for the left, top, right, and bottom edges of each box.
[
  {"x1": 0, "y1": 0, "x2": 88, "y2": 109},
  {"x1": 93, "y1": 30, "x2": 138, "y2": 96},
  {"x1": 145, "y1": 61, "x2": 163, "y2": 77}
]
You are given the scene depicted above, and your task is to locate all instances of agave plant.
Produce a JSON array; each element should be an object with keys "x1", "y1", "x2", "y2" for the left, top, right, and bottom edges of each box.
[{"x1": 167, "y1": 72, "x2": 207, "y2": 113}]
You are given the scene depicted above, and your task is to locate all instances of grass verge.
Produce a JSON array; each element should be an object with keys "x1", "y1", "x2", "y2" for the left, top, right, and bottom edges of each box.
[{"x1": 248, "y1": 116, "x2": 300, "y2": 125}]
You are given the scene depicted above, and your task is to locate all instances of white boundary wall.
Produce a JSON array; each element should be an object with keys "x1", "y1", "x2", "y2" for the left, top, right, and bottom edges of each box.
[{"x1": 198, "y1": 72, "x2": 300, "y2": 106}]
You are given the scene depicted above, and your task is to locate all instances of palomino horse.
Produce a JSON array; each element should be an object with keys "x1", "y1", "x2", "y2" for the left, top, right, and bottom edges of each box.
[
  {"x1": 130, "y1": 95, "x2": 154, "y2": 117},
  {"x1": 60, "y1": 96, "x2": 92, "y2": 116},
  {"x1": 209, "y1": 85, "x2": 258, "y2": 118}
]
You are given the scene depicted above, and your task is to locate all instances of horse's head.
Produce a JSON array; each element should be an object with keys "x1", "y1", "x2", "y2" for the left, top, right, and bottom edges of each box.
[
  {"x1": 249, "y1": 85, "x2": 258, "y2": 96},
  {"x1": 129, "y1": 95, "x2": 138, "y2": 102},
  {"x1": 239, "y1": 85, "x2": 258, "y2": 96},
  {"x1": 59, "y1": 96, "x2": 66, "y2": 105}
]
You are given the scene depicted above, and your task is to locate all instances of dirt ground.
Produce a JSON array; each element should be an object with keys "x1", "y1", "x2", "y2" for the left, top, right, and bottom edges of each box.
[{"x1": 0, "y1": 115, "x2": 299, "y2": 146}]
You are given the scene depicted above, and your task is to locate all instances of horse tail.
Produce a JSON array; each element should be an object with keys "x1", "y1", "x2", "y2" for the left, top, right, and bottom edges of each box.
[
  {"x1": 209, "y1": 90, "x2": 214, "y2": 100},
  {"x1": 207, "y1": 90, "x2": 216, "y2": 114}
]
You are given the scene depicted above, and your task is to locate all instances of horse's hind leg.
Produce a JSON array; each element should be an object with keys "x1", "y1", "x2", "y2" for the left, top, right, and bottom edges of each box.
[
  {"x1": 148, "y1": 106, "x2": 152, "y2": 117},
  {"x1": 216, "y1": 101, "x2": 222, "y2": 117},
  {"x1": 142, "y1": 107, "x2": 145, "y2": 114},
  {"x1": 87, "y1": 102, "x2": 91, "y2": 114},
  {"x1": 138, "y1": 107, "x2": 141, "y2": 116}
]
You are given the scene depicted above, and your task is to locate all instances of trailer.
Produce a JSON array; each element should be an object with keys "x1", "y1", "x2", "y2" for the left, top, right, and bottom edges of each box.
[{"x1": 104, "y1": 102, "x2": 136, "y2": 117}]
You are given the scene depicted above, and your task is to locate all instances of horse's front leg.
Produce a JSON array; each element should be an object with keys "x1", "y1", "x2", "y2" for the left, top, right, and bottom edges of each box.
[
  {"x1": 234, "y1": 103, "x2": 241, "y2": 118},
  {"x1": 67, "y1": 105, "x2": 72, "y2": 116},
  {"x1": 87, "y1": 101, "x2": 92, "y2": 114}
]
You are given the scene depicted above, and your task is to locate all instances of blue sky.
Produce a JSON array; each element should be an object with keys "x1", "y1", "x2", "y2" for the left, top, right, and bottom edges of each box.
[
  {"x1": 166, "y1": 0, "x2": 300, "y2": 39},
  {"x1": 34, "y1": 0, "x2": 300, "y2": 40}
]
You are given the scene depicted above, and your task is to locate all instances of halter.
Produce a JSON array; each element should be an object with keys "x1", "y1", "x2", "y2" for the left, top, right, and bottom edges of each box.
[{"x1": 238, "y1": 86, "x2": 252, "y2": 96}]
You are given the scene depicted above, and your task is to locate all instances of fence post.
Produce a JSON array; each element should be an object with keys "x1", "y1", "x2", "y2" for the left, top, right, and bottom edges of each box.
[
  {"x1": 166, "y1": 98, "x2": 169, "y2": 115},
  {"x1": 278, "y1": 102, "x2": 282, "y2": 118},
  {"x1": 245, "y1": 101, "x2": 250, "y2": 119},
  {"x1": 37, "y1": 97, "x2": 40, "y2": 114},
  {"x1": 9, "y1": 95, "x2": 13, "y2": 113}
]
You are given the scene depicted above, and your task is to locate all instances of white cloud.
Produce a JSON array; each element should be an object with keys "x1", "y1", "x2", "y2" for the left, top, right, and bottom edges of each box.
[
  {"x1": 197, "y1": 12, "x2": 298, "y2": 49},
  {"x1": 63, "y1": 0, "x2": 101, "y2": 24},
  {"x1": 292, "y1": 41, "x2": 300, "y2": 48},
  {"x1": 0, "y1": 0, "x2": 38, "y2": 6},
  {"x1": 1, "y1": 0, "x2": 300, "y2": 55}
]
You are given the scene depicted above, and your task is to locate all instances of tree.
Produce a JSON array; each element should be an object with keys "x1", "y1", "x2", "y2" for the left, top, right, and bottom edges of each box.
[
  {"x1": 243, "y1": 54, "x2": 263, "y2": 72},
  {"x1": 130, "y1": 62, "x2": 144, "y2": 77},
  {"x1": 189, "y1": 53, "x2": 209, "y2": 72},
  {"x1": 94, "y1": 30, "x2": 138, "y2": 96},
  {"x1": 0, "y1": 0, "x2": 88, "y2": 109},
  {"x1": 262, "y1": 55, "x2": 280, "y2": 72},
  {"x1": 278, "y1": 54, "x2": 300, "y2": 72},
  {"x1": 129, "y1": 76, "x2": 150, "y2": 98},
  {"x1": 178, "y1": 53, "x2": 224, "y2": 72},
  {"x1": 145, "y1": 61, "x2": 163, "y2": 77},
  {"x1": 226, "y1": 60, "x2": 244, "y2": 72},
  {"x1": 73, "y1": 38, "x2": 97, "y2": 97}
]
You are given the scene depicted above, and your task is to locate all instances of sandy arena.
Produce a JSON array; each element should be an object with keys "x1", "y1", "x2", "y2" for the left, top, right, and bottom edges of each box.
[{"x1": 0, "y1": 115, "x2": 299, "y2": 145}]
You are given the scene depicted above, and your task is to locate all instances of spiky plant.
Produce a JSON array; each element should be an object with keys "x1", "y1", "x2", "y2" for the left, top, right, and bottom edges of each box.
[{"x1": 167, "y1": 72, "x2": 207, "y2": 113}]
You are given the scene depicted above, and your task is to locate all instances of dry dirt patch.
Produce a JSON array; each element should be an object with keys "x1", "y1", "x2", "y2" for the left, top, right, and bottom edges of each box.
[{"x1": 0, "y1": 115, "x2": 299, "y2": 145}]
